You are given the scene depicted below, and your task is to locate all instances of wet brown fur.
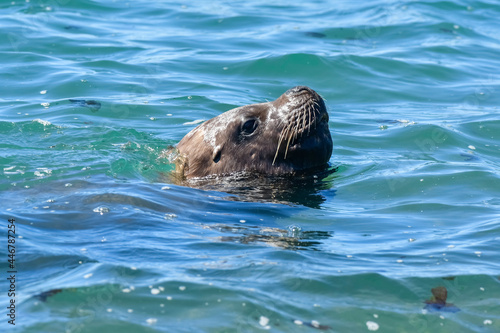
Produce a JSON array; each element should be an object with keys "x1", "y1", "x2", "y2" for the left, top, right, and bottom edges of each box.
[{"x1": 176, "y1": 86, "x2": 332, "y2": 178}]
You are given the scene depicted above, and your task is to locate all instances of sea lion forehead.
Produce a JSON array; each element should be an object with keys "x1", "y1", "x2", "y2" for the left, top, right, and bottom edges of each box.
[
  {"x1": 200, "y1": 103, "x2": 261, "y2": 148},
  {"x1": 235, "y1": 102, "x2": 274, "y2": 118},
  {"x1": 201, "y1": 112, "x2": 232, "y2": 148}
]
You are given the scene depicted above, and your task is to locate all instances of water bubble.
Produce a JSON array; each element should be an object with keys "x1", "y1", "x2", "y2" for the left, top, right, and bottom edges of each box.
[
  {"x1": 287, "y1": 225, "x2": 301, "y2": 237},
  {"x1": 93, "y1": 206, "x2": 110, "y2": 215},
  {"x1": 146, "y1": 318, "x2": 157, "y2": 325},
  {"x1": 259, "y1": 316, "x2": 270, "y2": 327},
  {"x1": 34, "y1": 168, "x2": 52, "y2": 177},
  {"x1": 366, "y1": 321, "x2": 379, "y2": 331}
]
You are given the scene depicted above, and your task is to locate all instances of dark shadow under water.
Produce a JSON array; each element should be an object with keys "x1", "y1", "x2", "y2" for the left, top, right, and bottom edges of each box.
[
  {"x1": 164, "y1": 165, "x2": 337, "y2": 209},
  {"x1": 209, "y1": 223, "x2": 333, "y2": 251}
]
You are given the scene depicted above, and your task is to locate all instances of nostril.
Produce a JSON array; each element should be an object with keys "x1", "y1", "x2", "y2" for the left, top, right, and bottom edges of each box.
[
  {"x1": 295, "y1": 86, "x2": 310, "y2": 92},
  {"x1": 285, "y1": 86, "x2": 313, "y2": 95}
]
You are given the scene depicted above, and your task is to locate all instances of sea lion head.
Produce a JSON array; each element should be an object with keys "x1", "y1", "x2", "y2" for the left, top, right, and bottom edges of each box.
[{"x1": 176, "y1": 86, "x2": 333, "y2": 178}]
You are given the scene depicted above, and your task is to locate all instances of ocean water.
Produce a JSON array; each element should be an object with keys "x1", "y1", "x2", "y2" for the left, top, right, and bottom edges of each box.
[{"x1": 1, "y1": 0, "x2": 500, "y2": 332}]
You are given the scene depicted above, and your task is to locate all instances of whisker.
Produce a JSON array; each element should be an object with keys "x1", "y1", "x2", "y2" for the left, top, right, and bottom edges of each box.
[
  {"x1": 273, "y1": 129, "x2": 285, "y2": 165},
  {"x1": 273, "y1": 97, "x2": 323, "y2": 165},
  {"x1": 293, "y1": 112, "x2": 301, "y2": 140},
  {"x1": 284, "y1": 128, "x2": 294, "y2": 159},
  {"x1": 307, "y1": 104, "x2": 312, "y2": 135},
  {"x1": 273, "y1": 122, "x2": 291, "y2": 165},
  {"x1": 300, "y1": 106, "x2": 307, "y2": 137}
]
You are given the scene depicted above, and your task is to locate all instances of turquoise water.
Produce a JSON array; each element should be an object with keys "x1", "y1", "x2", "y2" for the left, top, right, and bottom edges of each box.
[{"x1": 1, "y1": 0, "x2": 500, "y2": 332}]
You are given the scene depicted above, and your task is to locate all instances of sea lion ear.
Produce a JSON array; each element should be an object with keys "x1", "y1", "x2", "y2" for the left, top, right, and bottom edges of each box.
[{"x1": 212, "y1": 145, "x2": 222, "y2": 163}]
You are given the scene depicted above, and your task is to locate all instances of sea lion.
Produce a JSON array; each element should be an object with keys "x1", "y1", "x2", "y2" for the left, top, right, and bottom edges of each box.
[{"x1": 175, "y1": 86, "x2": 333, "y2": 179}]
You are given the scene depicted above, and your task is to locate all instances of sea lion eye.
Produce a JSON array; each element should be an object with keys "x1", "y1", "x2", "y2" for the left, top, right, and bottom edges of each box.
[{"x1": 241, "y1": 119, "x2": 258, "y2": 136}]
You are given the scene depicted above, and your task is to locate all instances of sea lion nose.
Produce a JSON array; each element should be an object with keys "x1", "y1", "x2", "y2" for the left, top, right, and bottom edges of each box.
[{"x1": 285, "y1": 86, "x2": 314, "y2": 95}]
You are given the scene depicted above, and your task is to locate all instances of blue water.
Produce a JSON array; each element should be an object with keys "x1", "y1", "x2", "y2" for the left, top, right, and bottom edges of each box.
[{"x1": 1, "y1": 0, "x2": 500, "y2": 332}]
